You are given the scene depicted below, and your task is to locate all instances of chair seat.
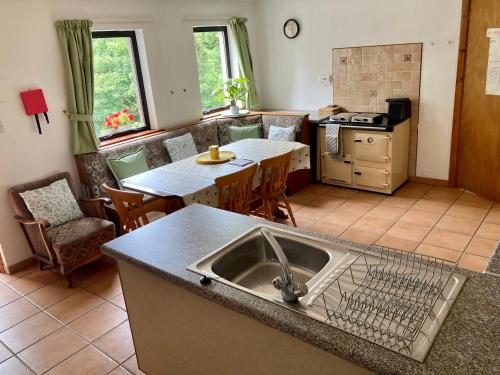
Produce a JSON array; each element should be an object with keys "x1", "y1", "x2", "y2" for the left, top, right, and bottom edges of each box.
[{"x1": 46, "y1": 217, "x2": 115, "y2": 274}]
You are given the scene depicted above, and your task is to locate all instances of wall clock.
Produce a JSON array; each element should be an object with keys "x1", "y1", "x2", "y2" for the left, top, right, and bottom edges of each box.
[{"x1": 283, "y1": 19, "x2": 300, "y2": 39}]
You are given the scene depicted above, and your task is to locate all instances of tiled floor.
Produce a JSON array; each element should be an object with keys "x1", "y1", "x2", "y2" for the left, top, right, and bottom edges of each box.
[
  {"x1": 0, "y1": 260, "x2": 143, "y2": 375},
  {"x1": 0, "y1": 182, "x2": 498, "y2": 374},
  {"x1": 282, "y1": 182, "x2": 499, "y2": 272}
]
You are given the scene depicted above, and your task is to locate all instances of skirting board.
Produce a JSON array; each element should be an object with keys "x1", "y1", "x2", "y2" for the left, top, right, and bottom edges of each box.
[
  {"x1": 1, "y1": 257, "x2": 35, "y2": 275},
  {"x1": 409, "y1": 176, "x2": 449, "y2": 186}
]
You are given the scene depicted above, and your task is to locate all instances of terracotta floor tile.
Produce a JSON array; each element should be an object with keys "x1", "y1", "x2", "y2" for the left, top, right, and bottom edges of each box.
[
  {"x1": 85, "y1": 268, "x2": 122, "y2": 300},
  {"x1": 458, "y1": 254, "x2": 489, "y2": 272},
  {"x1": 308, "y1": 221, "x2": 346, "y2": 237},
  {"x1": 465, "y1": 237, "x2": 498, "y2": 258},
  {"x1": 340, "y1": 228, "x2": 381, "y2": 245},
  {"x1": 46, "y1": 345, "x2": 117, "y2": 375},
  {"x1": 0, "y1": 298, "x2": 40, "y2": 332},
  {"x1": 122, "y1": 354, "x2": 145, "y2": 374},
  {"x1": 0, "y1": 266, "x2": 38, "y2": 285},
  {"x1": 72, "y1": 260, "x2": 117, "y2": 287},
  {"x1": 493, "y1": 202, "x2": 500, "y2": 210},
  {"x1": 322, "y1": 209, "x2": 363, "y2": 227},
  {"x1": 476, "y1": 222, "x2": 500, "y2": 240},
  {"x1": 422, "y1": 228, "x2": 471, "y2": 251},
  {"x1": 308, "y1": 195, "x2": 346, "y2": 209},
  {"x1": 46, "y1": 290, "x2": 105, "y2": 324},
  {"x1": 8, "y1": 270, "x2": 61, "y2": 296},
  {"x1": 446, "y1": 204, "x2": 488, "y2": 221},
  {"x1": 410, "y1": 199, "x2": 452, "y2": 215},
  {"x1": 282, "y1": 214, "x2": 316, "y2": 229},
  {"x1": 484, "y1": 209, "x2": 500, "y2": 224},
  {"x1": 0, "y1": 356, "x2": 33, "y2": 374},
  {"x1": 415, "y1": 244, "x2": 461, "y2": 262},
  {"x1": 352, "y1": 216, "x2": 394, "y2": 234},
  {"x1": 422, "y1": 186, "x2": 462, "y2": 202},
  {"x1": 0, "y1": 341, "x2": 12, "y2": 363},
  {"x1": 375, "y1": 235, "x2": 419, "y2": 252},
  {"x1": 398, "y1": 210, "x2": 442, "y2": 227},
  {"x1": 288, "y1": 202, "x2": 303, "y2": 212},
  {"x1": 456, "y1": 191, "x2": 493, "y2": 209},
  {"x1": 94, "y1": 321, "x2": 135, "y2": 363},
  {"x1": 394, "y1": 183, "x2": 431, "y2": 198},
  {"x1": 337, "y1": 199, "x2": 376, "y2": 214},
  {"x1": 26, "y1": 280, "x2": 80, "y2": 309},
  {"x1": 18, "y1": 328, "x2": 86, "y2": 374},
  {"x1": 435, "y1": 215, "x2": 481, "y2": 235},
  {"x1": 109, "y1": 293, "x2": 127, "y2": 310},
  {"x1": 366, "y1": 205, "x2": 406, "y2": 221},
  {"x1": 385, "y1": 221, "x2": 431, "y2": 242},
  {"x1": 293, "y1": 205, "x2": 332, "y2": 220},
  {"x1": 287, "y1": 191, "x2": 320, "y2": 205},
  {"x1": 0, "y1": 285, "x2": 21, "y2": 308},
  {"x1": 302, "y1": 183, "x2": 331, "y2": 195},
  {"x1": 108, "y1": 367, "x2": 131, "y2": 375},
  {"x1": 0, "y1": 312, "x2": 62, "y2": 353},
  {"x1": 68, "y1": 302, "x2": 127, "y2": 342},
  {"x1": 324, "y1": 186, "x2": 358, "y2": 199},
  {"x1": 380, "y1": 196, "x2": 417, "y2": 209},
  {"x1": 350, "y1": 191, "x2": 386, "y2": 203}
]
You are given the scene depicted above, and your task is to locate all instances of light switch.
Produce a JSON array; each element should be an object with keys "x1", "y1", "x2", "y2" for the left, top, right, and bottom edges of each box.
[{"x1": 319, "y1": 74, "x2": 332, "y2": 86}]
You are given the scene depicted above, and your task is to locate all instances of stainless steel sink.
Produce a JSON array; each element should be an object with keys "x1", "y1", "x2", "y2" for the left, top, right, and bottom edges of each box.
[
  {"x1": 188, "y1": 224, "x2": 466, "y2": 362},
  {"x1": 188, "y1": 224, "x2": 358, "y2": 304}
]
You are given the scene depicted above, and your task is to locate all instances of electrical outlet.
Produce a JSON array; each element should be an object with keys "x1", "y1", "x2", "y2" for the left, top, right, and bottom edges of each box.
[{"x1": 319, "y1": 74, "x2": 332, "y2": 86}]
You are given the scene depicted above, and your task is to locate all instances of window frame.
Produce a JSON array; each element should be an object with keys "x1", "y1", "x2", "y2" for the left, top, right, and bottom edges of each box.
[
  {"x1": 193, "y1": 26, "x2": 233, "y2": 114},
  {"x1": 91, "y1": 30, "x2": 151, "y2": 141}
]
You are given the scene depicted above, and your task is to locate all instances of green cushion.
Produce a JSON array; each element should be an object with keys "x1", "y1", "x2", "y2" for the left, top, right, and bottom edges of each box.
[
  {"x1": 228, "y1": 124, "x2": 261, "y2": 142},
  {"x1": 106, "y1": 147, "x2": 150, "y2": 189}
]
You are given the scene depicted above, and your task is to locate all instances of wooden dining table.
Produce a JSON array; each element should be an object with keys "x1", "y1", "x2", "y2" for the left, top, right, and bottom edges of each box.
[{"x1": 122, "y1": 138, "x2": 310, "y2": 208}]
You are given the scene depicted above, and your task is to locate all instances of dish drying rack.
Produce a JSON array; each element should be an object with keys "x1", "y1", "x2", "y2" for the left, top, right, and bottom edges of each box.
[{"x1": 308, "y1": 247, "x2": 459, "y2": 358}]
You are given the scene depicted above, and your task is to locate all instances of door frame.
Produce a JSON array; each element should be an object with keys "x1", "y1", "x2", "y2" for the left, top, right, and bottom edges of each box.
[{"x1": 448, "y1": 0, "x2": 472, "y2": 186}]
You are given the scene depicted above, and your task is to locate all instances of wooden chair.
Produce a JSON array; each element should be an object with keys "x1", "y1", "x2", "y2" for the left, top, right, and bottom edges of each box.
[
  {"x1": 102, "y1": 184, "x2": 183, "y2": 233},
  {"x1": 215, "y1": 164, "x2": 258, "y2": 215},
  {"x1": 8, "y1": 172, "x2": 116, "y2": 287},
  {"x1": 251, "y1": 151, "x2": 297, "y2": 227}
]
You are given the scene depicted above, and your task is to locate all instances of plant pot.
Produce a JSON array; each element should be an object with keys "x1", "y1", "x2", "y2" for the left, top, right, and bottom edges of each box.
[{"x1": 229, "y1": 106, "x2": 239, "y2": 115}]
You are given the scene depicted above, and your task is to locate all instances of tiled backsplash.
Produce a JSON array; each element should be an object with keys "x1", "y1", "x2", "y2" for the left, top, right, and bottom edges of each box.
[{"x1": 332, "y1": 43, "x2": 422, "y2": 176}]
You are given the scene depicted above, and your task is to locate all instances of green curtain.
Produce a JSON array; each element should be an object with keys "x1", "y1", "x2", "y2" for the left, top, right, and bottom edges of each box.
[
  {"x1": 229, "y1": 17, "x2": 259, "y2": 109},
  {"x1": 55, "y1": 19, "x2": 100, "y2": 155}
]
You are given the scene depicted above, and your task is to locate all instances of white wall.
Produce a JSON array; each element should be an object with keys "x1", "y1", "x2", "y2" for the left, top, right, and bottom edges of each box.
[
  {"x1": 0, "y1": 0, "x2": 259, "y2": 270},
  {"x1": 254, "y1": 0, "x2": 462, "y2": 180}
]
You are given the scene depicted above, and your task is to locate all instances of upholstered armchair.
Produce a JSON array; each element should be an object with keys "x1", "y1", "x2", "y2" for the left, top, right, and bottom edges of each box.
[{"x1": 7, "y1": 172, "x2": 116, "y2": 287}]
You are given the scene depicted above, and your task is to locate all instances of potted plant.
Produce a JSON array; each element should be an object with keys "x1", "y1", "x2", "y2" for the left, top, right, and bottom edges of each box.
[{"x1": 214, "y1": 78, "x2": 250, "y2": 115}]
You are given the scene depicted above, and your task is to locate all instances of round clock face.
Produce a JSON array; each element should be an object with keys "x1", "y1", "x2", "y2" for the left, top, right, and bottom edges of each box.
[{"x1": 283, "y1": 19, "x2": 300, "y2": 39}]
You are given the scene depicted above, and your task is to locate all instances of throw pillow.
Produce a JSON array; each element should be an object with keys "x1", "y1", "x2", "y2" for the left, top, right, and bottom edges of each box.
[
  {"x1": 20, "y1": 179, "x2": 84, "y2": 227},
  {"x1": 267, "y1": 125, "x2": 296, "y2": 141},
  {"x1": 228, "y1": 124, "x2": 262, "y2": 142},
  {"x1": 164, "y1": 133, "x2": 198, "y2": 162},
  {"x1": 106, "y1": 147, "x2": 150, "y2": 189}
]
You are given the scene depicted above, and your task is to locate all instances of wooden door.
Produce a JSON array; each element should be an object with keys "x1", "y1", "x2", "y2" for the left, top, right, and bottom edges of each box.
[{"x1": 455, "y1": 0, "x2": 500, "y2": 201}]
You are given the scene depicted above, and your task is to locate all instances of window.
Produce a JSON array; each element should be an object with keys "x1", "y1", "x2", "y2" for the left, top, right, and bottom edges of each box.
[
  {"x1": 193, "y1": 26, "x2": 232, "y2": 113},
  {"x1": 92, "y1": 31, "x2": 150, "y2": 140}
]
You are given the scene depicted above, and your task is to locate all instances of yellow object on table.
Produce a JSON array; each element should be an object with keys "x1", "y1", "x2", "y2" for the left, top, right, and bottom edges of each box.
[
  {"x1": 209, "y1": 145, "x2": 220, "y2": 160},
  {"x1": 196, "y1": 150, "x2": 236, "y2": 164}
]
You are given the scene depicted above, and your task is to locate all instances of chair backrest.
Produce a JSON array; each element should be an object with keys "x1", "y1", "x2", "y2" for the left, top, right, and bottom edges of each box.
[
  {"x1": 215, "y1": 164, "x2": 257, "y2": 215},
  {"x1": 7, "y1": 172, "x2": 79, "y2": 219},
  {"x1": 102, "y1": 184, "x2": 149, "y2": 232},
  {"x1": 258, "y1": 151, "x2": 293, "y2": 199}
]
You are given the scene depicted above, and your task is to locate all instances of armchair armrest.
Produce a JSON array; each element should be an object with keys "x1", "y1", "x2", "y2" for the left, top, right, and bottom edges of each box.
[
  {"x1": 79, "y1": 198, "x2": 109, "y2": 220},
  {"x1": 14, "y1": 215, "x2": 51, "y2": 228}
]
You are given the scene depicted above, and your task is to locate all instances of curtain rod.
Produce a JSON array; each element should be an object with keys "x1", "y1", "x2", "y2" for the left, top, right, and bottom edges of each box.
[{"x1": 182, "y1": 16, "x2": 232, "y2": 23}]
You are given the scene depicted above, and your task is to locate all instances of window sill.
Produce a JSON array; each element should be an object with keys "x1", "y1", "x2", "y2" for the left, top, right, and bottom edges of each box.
[{"x1": 99, "y1": 129, "x2": 164, "y2": 148}]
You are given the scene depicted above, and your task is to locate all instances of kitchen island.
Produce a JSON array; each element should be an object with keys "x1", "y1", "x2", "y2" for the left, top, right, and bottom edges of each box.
[{"x1": 102, "y1": 204, "x2": 499, "y2": 375}]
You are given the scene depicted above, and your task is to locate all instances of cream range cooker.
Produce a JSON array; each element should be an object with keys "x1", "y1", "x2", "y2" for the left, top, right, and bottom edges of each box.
[{"x1": 317, "y1": 114, "x2": 410, "y2": 194}]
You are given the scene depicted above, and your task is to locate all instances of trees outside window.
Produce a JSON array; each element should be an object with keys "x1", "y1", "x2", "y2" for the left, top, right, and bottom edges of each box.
[
  {"x1": 92, "y1": 31, "x2": 150, "y2": 140},
  {"x1": 193, "y1": 26, "x2": 232, "y2": 113}
]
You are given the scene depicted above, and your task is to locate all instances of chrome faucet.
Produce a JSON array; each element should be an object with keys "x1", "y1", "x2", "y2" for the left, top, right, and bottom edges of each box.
[{"x1": 261, "y1": 228, "x2": 308, "y2": 303}]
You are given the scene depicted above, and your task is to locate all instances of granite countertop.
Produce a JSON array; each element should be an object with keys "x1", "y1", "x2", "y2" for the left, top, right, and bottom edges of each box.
[
  {"x1": 486, "y1": 241, "x2": 500, "y2": 276},
  {"x1": 102, "y1": 204, "x2": 500, "y2": 375}
]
